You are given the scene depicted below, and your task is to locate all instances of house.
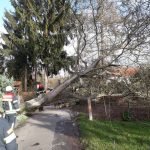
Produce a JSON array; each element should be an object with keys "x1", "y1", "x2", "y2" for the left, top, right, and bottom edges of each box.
[
  {"x1": 106, "y1": 66, "x2": 139, "y2": 84},
  {"x1": 111, "y1": 67, "x2": 139, "y2": 77}
]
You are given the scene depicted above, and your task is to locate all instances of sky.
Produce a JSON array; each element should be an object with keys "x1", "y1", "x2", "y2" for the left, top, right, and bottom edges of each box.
[{"x1": 0, "y1": 0, "x2": 13, "y2": 33}]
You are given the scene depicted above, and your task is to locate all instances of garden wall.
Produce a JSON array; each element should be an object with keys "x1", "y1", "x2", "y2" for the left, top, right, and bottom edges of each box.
[{"x1": 72, "y1": 96, "x2": 150, "y2": 121}]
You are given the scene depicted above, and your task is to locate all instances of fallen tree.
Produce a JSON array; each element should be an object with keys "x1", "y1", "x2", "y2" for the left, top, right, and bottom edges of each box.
[
  {"x1": 25, "y1": 58, "x2": 101, "y2": 109},
  {"x1": 25, "y1": 0, "x2": 150, "y2": 110}
]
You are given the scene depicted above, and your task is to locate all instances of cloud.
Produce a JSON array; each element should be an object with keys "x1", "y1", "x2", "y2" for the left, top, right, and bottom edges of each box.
[
  {"x1": 0, "y1": 26, "x2": 6, "y2": 34},
  {"x1": 0, "y1": 26, "x2": 6, "y2": 46}
]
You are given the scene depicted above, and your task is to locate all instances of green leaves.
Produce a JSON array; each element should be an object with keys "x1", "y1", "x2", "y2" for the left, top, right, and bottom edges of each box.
[
  {"x1": 1, "y1": 0, "x2": 74, "y2": 83},
  {"x1": 0, "y1": 75, "x2": 14, "y2": 110},
  {"x1": 0, "y1": 75, "x2": 14, "y2": 93}
]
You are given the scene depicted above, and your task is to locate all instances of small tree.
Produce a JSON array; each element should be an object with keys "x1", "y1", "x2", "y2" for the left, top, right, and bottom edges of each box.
[{"x1": 0, "y1": 75, "x2": 14, "y2": 110}]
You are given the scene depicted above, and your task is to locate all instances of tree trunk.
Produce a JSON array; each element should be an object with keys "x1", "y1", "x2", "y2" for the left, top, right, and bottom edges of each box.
[
  {"x1": 25, "y1": 59, "x2": 101, "y2": 109},
  {"x1": 24, "y1": 66, "x2": 27, "y2": 92},
  {"x1": 34, "y1": 65, "x2": 37, "y2": 83},
  {"x1": 101, "y1": 24, "x2": 104, "y2": 65},
  {"x1": 88, "y1": 97, "x2": 93, "y2": 121},
  {"x1": 44, "y1": 68, "x2": 48, "y2": 90}
]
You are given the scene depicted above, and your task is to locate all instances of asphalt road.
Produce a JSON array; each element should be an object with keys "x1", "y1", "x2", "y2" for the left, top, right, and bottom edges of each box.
[{"x1": 16, "y1": 107, "x2": 80, "y2": 150}]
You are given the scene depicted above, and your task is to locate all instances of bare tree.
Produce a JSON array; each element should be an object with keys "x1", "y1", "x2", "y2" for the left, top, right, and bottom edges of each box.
[{"x1": 26, "y1": 0, "x2": 150, "y2": 109}]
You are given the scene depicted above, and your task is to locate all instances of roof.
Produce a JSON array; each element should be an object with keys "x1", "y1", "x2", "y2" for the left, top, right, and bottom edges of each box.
[{"x1": 110, "y1": 67, "x2": 139, "y2": 77}]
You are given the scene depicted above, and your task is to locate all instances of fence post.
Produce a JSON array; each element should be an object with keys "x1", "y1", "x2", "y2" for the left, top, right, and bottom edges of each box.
[{"x1": 88, "y1": 97, "x2": 93, "y2": 121}]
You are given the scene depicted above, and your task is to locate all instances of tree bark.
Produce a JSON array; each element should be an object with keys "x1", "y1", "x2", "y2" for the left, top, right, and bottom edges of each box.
[
  {"x1": 24, "y1": 66, "x2": 27, "y2": 92},
  {"x1": 34, "y1": 65, "x2": 37, "y2": 83},
  {"x1": 88, "y1": 97, "x2": 93, "y2": 121},
  {"x1": 44, "y1": 67, "x2": 48, "y2": 90}
]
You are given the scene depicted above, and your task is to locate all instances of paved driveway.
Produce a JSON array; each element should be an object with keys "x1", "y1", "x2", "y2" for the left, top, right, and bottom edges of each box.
[{"x1": 16, "y1": 108, "x2": 80, "y2": 150}]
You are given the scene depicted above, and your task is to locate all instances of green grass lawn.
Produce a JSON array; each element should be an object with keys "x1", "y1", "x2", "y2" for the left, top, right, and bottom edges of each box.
[{"x1": 78, "y1": 115, "x2": 150, "y2": 150}]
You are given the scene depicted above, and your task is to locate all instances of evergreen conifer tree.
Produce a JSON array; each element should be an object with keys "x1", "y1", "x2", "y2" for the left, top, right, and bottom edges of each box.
[{"x1": 1, "y1": 0, "x2": 73, "y2": 90}]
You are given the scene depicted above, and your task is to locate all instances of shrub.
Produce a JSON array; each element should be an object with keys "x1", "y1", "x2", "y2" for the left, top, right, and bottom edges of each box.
[
  {"x1": 0, "y1": 75, "x2": 14, "y2": 110},
  {"x1": 122, "y1": 111, "x2": 132, "y2": 121}
]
